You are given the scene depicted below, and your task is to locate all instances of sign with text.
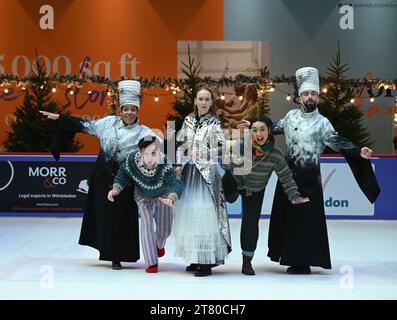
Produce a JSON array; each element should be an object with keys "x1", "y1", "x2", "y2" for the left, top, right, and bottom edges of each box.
[{"x1": 0, "y1": 156, "x2": 94, "y2": 214}]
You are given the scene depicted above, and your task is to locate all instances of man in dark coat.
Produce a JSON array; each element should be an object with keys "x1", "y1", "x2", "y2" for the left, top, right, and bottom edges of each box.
[{"x1": 267, "y1": 67, "x2": 380, "y2": 274}]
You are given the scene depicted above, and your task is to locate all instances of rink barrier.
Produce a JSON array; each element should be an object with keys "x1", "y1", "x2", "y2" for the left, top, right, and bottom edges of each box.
[{"x1": 0, "y1": 153, "x2": 396, "y2": 219}]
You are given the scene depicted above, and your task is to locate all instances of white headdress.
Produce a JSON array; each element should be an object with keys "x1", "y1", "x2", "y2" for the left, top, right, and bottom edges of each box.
[
  {"x1": 118, "y1": 80, "x2": 141, "y2": 109},
  {"x1": 295, "y1": 67, "x2": 320, "y2": 96}
]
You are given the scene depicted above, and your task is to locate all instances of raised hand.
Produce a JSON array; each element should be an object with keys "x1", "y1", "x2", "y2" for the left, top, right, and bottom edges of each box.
[
  {"x1": 175, "y1": 166, "x2": 183, "y2": 178},
  {"x1": 360, "y1": 147, "x2": 373, "y2": 159},
  {"x1": 236, "y1": 120, "x2": 250, "y2": 131},
  {"x1": 39, "y1": 110, "x2": 59, "y2": 120},
  {"x1": 107, "y1": 189, "x2": 120, "y2": 202},
  {"x1": 158, "y1": 197, "x2": 173, "y2": 208},
  {"x1": 291, "y1": 197, "x2": 310, "y2": 205}
]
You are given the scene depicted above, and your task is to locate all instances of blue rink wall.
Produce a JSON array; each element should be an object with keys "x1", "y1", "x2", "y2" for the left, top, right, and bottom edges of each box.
[{"x1": 0, "y1": 154, "x2": 396, "y2": 220}]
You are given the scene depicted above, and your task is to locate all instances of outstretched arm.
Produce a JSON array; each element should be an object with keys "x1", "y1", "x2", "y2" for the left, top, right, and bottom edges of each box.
[
  {"x1": 163, "y1": 166, "x2": 183, "y2": 205},
  {"x1": 109, "y1": 158, "x2": 133, "y2": 202},
  {"x1": 39, "y1": 109, "x2": 111, "y2": 137},
  {"x1": 273, "y1": 151, "x2": 309, "y2": 204},
  {"x1": 322, "y1": 119, "x2": 372, "y2": 159},
  {"x1": 112, "y1": 155, "x2": 133, "y2": 192},
  {"x1": 39, "y1": 110, "x2": 87, "y2": 160},
  {"x1": 322, "y1": 119, "x2": 379, "y2": 203}
]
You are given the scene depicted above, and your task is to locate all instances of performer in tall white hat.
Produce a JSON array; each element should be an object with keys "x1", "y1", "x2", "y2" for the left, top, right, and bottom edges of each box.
[
  {"x1": 264, "y1": 66, "x2": 379, "y2": 274},
  {"x1": 39, "y1": 79, "x2": 161, "y2": 270}
]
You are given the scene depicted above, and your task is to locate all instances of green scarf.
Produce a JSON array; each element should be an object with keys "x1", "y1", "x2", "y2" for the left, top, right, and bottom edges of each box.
[{"x1": 252, "y1": 134, "x2": 275, "y2": 157}]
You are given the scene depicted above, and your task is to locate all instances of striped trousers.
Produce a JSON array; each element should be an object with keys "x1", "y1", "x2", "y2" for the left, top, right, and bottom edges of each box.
[{"x1": 134, "y1": 190, "x2": 173, "y2": 267}]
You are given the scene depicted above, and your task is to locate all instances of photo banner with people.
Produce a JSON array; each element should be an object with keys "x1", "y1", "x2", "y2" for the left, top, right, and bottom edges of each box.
[{"x1": 0, "y1": 1, "x2": 223, "y2": 153}]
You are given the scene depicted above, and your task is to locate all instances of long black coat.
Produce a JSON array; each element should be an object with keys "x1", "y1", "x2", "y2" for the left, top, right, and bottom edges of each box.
[{"x1": 78, "y1": 153, "x2": 139, "y2": 262}]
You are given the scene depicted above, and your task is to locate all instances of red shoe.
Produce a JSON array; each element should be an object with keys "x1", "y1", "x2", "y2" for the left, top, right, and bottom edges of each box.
[
  {"x1": 157, "y1": 247, "x2": 165, "y2": 257},
  {"x1": 145, "y1": 264, "x2": 158, "y2": 273}
]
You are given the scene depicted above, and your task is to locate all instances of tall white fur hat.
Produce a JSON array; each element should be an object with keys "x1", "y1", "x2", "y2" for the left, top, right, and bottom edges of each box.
[
  {"x1": 295, "y1": 67, "x2": 320, "y2": 96},
  {"x1": 118, "y1": 80, "x2": 141, "y2": 109}
]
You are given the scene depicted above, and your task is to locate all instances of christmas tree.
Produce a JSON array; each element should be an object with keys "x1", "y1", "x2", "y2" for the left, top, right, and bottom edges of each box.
[
  {"x1": 251, "y1": 66, "x2": 271, "y2": 120},
  {"x1": 318, "y1": 43, "x2": 372, "y2": 153},
  {"x1": 166, "y1": 46, "x2": 271, "y2": 133},
  {"x1": 3, "y1": 55, "x2": 82, "y2": 152},
  {"x1": 166, "y1": 45, "x2": 203, "y2": 132}
]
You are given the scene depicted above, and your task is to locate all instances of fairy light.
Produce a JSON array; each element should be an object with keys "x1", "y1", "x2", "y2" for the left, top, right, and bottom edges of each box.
[{"x1": 1, "y1": 75, "x2": 396, "y2": 105}]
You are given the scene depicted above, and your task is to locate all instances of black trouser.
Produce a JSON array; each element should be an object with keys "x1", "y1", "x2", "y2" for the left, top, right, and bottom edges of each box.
[{"x1": 240, "y1": 189, "x2": 265, "y2": 256}]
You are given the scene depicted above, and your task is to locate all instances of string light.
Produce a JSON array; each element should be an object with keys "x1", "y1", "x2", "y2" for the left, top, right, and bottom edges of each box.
[
  {"x1": 0, "y1": 81, "x2": 179, "y2": 100},
  {"x1": 2, "y1": 83, "x2": 392, "y2": 104},
  {"x1": 0, "y1": 75, "x2": 395, "y2": 104}
]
